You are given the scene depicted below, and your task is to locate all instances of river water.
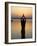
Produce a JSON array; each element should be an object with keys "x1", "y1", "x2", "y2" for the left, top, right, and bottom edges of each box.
[{"x1": 11, "y1": 19, "x2": 32, "y2": 39}]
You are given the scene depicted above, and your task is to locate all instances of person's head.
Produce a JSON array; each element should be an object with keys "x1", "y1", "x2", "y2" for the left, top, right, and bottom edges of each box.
[
  {"x1": 23, "y1": 14, "x2": 24, "y2": 17},
  {"x1": 22, "y1": 14, "x2": 26, "y2": 19},
  {"x1": 22, "y1": 14, "x2": 25, "y2": 18}
]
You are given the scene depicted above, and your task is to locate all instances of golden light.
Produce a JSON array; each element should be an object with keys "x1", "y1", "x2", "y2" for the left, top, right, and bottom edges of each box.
[{"x1": 11, "y1": 6, "x2": 32, "y2": 17}]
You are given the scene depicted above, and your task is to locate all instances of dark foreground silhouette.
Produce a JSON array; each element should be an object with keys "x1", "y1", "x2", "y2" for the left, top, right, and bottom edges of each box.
[{"x1": 21, "y1": 14, "x2": 26, "y2": 39}]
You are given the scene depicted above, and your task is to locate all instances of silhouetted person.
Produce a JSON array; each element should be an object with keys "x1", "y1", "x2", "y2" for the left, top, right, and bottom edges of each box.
[{"x1": 21, "y1": 14, "x2": 26, "y2": 38}]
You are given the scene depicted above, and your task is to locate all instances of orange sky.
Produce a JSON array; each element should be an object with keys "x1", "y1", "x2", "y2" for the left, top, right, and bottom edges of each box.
[{"x1": 11, "y1": 6, "x2": 32, "y2": 17}]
